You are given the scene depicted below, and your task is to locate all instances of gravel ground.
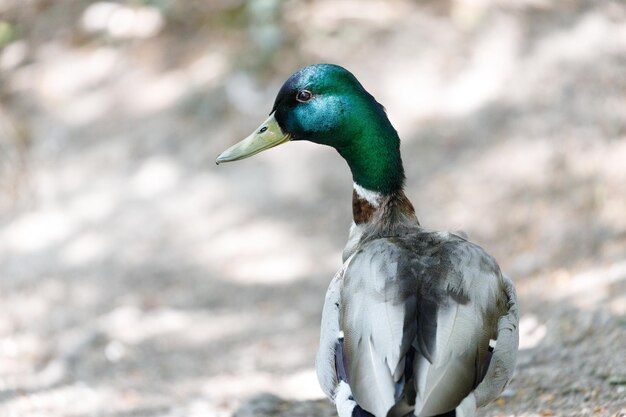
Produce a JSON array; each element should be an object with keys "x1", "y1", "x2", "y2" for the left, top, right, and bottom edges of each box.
[{"x1": 1, "y1": 1, "x2": 625, "y2": 416}]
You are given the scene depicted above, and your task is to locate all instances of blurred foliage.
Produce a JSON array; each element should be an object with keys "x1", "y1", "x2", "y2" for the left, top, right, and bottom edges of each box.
[{"x1": 0, "y1": 20, "x2": 21, "y2": 47}]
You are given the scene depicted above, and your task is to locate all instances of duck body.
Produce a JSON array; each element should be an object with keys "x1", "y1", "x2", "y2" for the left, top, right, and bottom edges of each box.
[
  {"x1": 317, "y1": 190, "x2": 518, "y2": 417},
  {"x1": 216, "y1": 64, "x2": 519, "y2": 417}
]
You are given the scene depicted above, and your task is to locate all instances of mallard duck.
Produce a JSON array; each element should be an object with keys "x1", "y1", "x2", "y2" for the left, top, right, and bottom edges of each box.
[{"x1": 216, "y1": 64, "x2": 519, "y2": 417}]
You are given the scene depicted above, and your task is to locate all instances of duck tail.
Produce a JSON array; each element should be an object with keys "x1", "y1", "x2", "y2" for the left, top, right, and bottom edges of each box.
[
  {"x1": 352, "y1": 405, "x2": 375, "y2": 417},
  {"x1": 386, "y1": 408, "x2": 455, "y2": 417}
]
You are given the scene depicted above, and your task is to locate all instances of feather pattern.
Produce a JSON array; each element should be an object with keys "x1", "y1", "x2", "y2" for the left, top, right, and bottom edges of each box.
[
  {"x1": 317, "y1": 202, "x2": 519, "y2": 417},
  {"x1": 316, "y1": 258, "x2": 352, "y2": 399},
  {"x1": 340, "y1": 240, "x2": 412, "y2": 417}
]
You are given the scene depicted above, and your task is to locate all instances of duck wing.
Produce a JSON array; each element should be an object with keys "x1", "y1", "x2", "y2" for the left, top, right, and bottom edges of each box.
[
  {"x1": 340, "y1": 239, "x2": 418, "y2": 417},
  {"x1": 409, "y1": 235, "x2": 515, "y2": 417},
  {"x1": 455, "y1": 273, "x2": 519, "y2": 417},
  {"x1": 316, "y1": 258, "x2": 351, "y2": 399}
]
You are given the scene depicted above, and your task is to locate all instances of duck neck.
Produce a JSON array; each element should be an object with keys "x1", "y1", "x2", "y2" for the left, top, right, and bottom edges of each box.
[
  {"x1": 324, "y1": 88, "x2": 416, "y2": 226},
  {"x1": 351, "y1": 182, "x2": 418, "y2": 226},
  {"x1": 335, "y1": 123, "x2": 406, "y2": 195}
]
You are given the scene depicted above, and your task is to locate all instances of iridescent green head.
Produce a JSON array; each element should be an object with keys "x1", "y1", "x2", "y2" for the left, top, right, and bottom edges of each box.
[{"x1": 216, "y1": 64, "x2": 405, "y2": 194}]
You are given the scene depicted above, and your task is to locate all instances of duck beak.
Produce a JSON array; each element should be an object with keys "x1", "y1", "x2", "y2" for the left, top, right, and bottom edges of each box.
[{"x1": 216, "y1": 113, "x2": 291, "y2": 164}]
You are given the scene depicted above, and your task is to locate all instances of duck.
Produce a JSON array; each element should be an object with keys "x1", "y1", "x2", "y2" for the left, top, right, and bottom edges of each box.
[{"x1": 216, "y1": 64, "x2": 519, "y2": 417}]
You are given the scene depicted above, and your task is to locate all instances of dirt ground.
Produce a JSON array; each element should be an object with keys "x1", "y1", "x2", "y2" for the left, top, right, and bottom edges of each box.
[{"x1": 1, "y1": 1, "x2": 625, "y2": 416}]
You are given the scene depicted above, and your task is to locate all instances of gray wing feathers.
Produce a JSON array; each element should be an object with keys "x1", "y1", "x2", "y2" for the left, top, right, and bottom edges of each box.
[
  {"x1": 414, "y1": 240, "x2": 507, "y2": 416},
  {"x1": 414, "y1": 302, "x2": 483, "y2": 416},
  {"x1": 472, "y1": 274, "x2": 519, "y2": 407},
  {"x1": 341, "y1": 242, "x2": 416, "y2": 417},
  {"x1": 455, "y1": 274, "x2": 519, "y2": 417},
  {"x1": 316, "y1": 263, "x2": 346, "y2": 400}
]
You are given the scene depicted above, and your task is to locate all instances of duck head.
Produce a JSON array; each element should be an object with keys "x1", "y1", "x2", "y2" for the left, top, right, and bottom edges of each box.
[{"x1": 216, "y1": 64, "x2": 405, "y2": 195}]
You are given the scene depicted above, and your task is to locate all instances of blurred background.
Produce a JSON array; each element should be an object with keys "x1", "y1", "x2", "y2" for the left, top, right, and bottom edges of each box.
[{"x1": 1, "y1": 0, "x2": 625, "y2": 416}]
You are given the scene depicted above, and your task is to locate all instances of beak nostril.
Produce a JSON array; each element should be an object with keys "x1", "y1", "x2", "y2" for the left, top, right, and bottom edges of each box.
[{"x1": 258, "y1": 126, "x2": 268, "y2": 134}]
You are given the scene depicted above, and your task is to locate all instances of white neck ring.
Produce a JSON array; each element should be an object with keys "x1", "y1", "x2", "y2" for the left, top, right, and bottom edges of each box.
[{"x1": 353, "y1": 182, "x2": 383, "y2": 208}]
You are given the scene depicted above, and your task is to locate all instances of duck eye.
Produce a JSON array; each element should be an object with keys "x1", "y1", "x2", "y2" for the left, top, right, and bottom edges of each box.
[{"x1": 296, "y1": 90, "x2": 312, "y2": 102}]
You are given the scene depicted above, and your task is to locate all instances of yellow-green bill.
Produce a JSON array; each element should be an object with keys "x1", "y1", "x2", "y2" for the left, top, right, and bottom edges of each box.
[{"x1": 216, "y1": 113, "x2": 291, "y2": 164}]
